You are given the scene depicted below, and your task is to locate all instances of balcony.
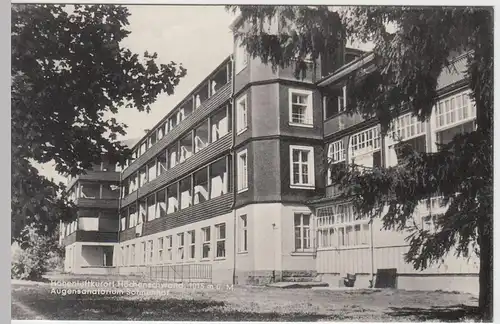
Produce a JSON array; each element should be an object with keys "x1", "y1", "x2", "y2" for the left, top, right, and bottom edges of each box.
[
  {"x1": 75, "y1": 198, "x2": 119, "y2": 209},
  {"x1": 61, "y1": 230, "x2": 119, "y2": 246},
  {"x1": 66, "y1": 171, "x2": 120, "y2": 191},
  {"x1": 324, "y1": 112, "x2": 365, "y2": 138}
]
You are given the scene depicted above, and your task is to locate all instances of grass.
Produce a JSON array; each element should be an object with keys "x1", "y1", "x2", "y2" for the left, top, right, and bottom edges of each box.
[{"x1": 11, "y1": 276, "x2": 480, "y2": 321}]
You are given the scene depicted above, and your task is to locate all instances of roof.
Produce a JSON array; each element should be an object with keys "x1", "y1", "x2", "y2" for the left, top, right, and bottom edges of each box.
[{"x1": 120, "y1": 137, "x2": 142, "y2": 149}]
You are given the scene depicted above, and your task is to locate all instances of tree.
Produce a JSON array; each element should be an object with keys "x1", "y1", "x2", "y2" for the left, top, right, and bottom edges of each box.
[
  {"x1": 229, "y1": 5, "x2": 493, "y2": 320},
  {"x1": 11, "y1": 5, "x2": 187, "y2": 241}
]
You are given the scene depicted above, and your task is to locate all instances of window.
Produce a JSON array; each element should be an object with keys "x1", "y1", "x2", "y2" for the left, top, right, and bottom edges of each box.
[
  {"x1": 210, "y1": 108, "x2": 229, "y2": 142},
  {"x1": 166, "y1": 183, "x2": 179, "y2": 214},
  {"x1": 289, "y1": 89, "x2": 313, "y2": 126},
  {"x1": 148, "y1": 132, "x2": 157, "y2": 148},
  {"x1": 157, "y1": 123, "x2": 166, "y2": 140},
  {"x1": 129, "y1": 174, "x2": 138, "y2": 193},
  {"x1": 139, "y1": 141, "x2": 147, "y2": 156},
  {"x1": 124, "y1": 245, "x2": 129, "y2": 266},
  {"x1": 156, "y1": 189, "x2": 166, "y2": 218},
  {"x1": 158, "y1": 237, "x2": 164, "y2": 263},
  {"x1": 80, "y1": 183, "x2": 100, "y2": 199},
  {"x1": 290, "y1": 146, "x2": 315, "y2": 189},
  {"x1": 120, "y1": 210, "x2": 127, "y2": 231},
  {"x1": 166, "y1": 235, "x2": 173, "y2": 261},
  {"x1": 148, "y1": 160, "x2": 157, "y2": 182},
  {"x1": 179, "y1": 176, "x2": 192, "y2": 210},
  {"x1": 237, "y1": 150, "x2": 248, "y2": 192},
  {"x1": 147, "y1": 240, "x2": 154, "y2": 264},
  {"x1": 435, "y1": 90, "x2": 476, "y2": 130},
  {"x1": 188, "y1": 230, "x2": 196, "y2": 260},
  {"x1": 177, "y1": 233, "x2": 185, "y2": 261},
  {"x1": 326, "y1": 140, "x2": 346, "y2": 185},
  {"x1": 128, "y1": 205, "x2": 137, "y2": 228},
  {"x1": 141, "y1": 241, "x2": 146, "y2": 265},
  {"x1": 316, "y1": 204, "x2": 369, "y2": 248},
  {"x1": 139, "y1": 166, "x2": 147, "y2": 187},
  {"x1": 147, "y1": 194, "x2": 156, "y2": 221},
  {"x1": 193, "y1": 167, "x2": 209, "y2": 205},
  {"x1": 236, "y1": 95, "x2": 247, "y2": 133},
  {"x1": 130, "y1": 244, "x2": 136, "y2": 265},
  {"x1": 101, "y1": 183, "x2": 119, "y2": 199},
  {"x1": 168, "y1": 144, "x2": 178, "y2": 168},
  {"x1": 194, "y1": 121, "x2": 209, "y2": 153},
  {"x1": 235, "y1": 38, "x2": 248, "y2": 74},
  {"x1": 386, "y1": 113, "x2": 427, "y2": 167},
  {"x1": 210, "y1": 158, "x2": 228, "y2": 198},
  {"x1": 157, "y1": 151, "x2": 167, "y2": 176},
  {"x1": 436, "y1": 121, "x2": 475, "y2": 147},
  {"x1": 349, "y1": 126, "x2": 382, "y2": 169},
  {"x1": 215, "y1": 223, "x2": 226, "y2": 258},
  {"x1": 138, "y1": 199, "x2": 146, "y2": 224},
  {"x1": 201, "y1": 227, "x2": 211, "y2": 259},
  {"x1": 238, "y1": 215, "x2": 248, "y2": 253},
  {"x1": 294, "y1": 213, "x2": 311, "y2": 251},
  {"x1": 179, "y1": 132, "x2": 193, "y2": 163}
]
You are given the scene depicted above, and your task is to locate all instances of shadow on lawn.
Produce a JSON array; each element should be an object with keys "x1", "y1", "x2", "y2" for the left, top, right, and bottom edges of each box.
[
  {"x1": 387, "y1": 304, "x2": 480, "y2": 322},
  {"x1": 14, "y1": 294, "x2": 330, "y2": 321}
]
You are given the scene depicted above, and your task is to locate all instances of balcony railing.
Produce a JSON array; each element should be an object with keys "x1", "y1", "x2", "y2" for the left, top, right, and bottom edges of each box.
[{"x1": 121, "y1": 263, "x2": 212, "y2": 283}]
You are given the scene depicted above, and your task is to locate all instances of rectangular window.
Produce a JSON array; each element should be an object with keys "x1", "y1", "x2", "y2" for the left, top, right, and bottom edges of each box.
[
  {"x1": 236, "y1": 95, "x2": 248, "y2": 133},
  {"x1": 130, "y1": 244, "x2": 136, "y2": 265},
  {"x1": 235, "y1": 38, "x2": 248, "y2": 74},
  {"x1": 239, "y1": 215, "x2": 248, "y2": 253},
  {"x1": 156, "y1": 188, "x2": 166, "y2": 218},
  {"x1": 194, "y1": 121, "x2": 209, "y2": 153},
  {"x1": 147, "y1": 240, "x2": 154, "y2": 264},
  {"x1": 435, "y1": 90, "x2": 476, "y2": 130},
  {"x1": 157, "y1": 123, "x2": 166, "y2": 140},
  {"x1": 179, "y1": 176, "x2": 192, "y2": 210},
  {"x1": 168, "y1": 144, "x2": 178, "y2": 169},
  {"x1": 157, "y1": 151, "x2": 167, "y2": 176},
  {"x1": 290, "y1": 146, "x2": 315, "y2": 188},
  {"x1": 147, "y1": 194, "x2": 156, "y2": 221},
  {"x1": 139, "y1": 141, "x2": 147, "y2": 156},
  {"x1": 210, "y1": 158, "x2": 228, "y2": 199},
  {"x1": 215, "y1": 223, "x2": 226, "y2": 258},
  {"x1": 193, "y1": 167, "x2": 209, "y2": 205},
  {"x1": 120, "y1": 210, "x2": 127, "y2": 231},
  {"x1": 80, "y1": 183, "x2": 100, "y2": 199},
  {"x1": 289, "y1": 89, "x2": 313, "y2": 126},
  {"x1": 141, "y1": 241, "x2": 146, "y2": 265},
  {"x1": 166, "y1": 235, "x2": 173, "y2": 262},
  {"x1": 139, "y1": 166, "x2": 147, "y2": 187},
  {"x1": 386, "y1": 113, "x2": 427, "y2": 167},
  {"x1": 349, "y1": 126, "x2": 382, "y2": 169},
  {"x1": 338, "y1": 85, "x2": 347, "y2": 112},
  {"x1": 177, "y1": 233, "x2": 185, "y2": 261},
  {"x1": 124, "y1": 245, "x2": 129, "y2": 266},
  {"x1": 237, "y1": 149, "x2": 248, "y2": 192},
  {"x1": 158, "y1": 237, "x2": 164, "y2": 263},
  {"x1": 148, "y1": 160, "x2": 157, "y2": 182},
  {"x1": 327, "y1": 140, "x2": 345, "y2": 185},
  {"x1": 436, "y1": 120, "x2": 475, "y2": 147},
  {"x1": 294, "y1": 213, "x2": 311, "y2": 251},
  {"x1": 138, "y1": 199, "x2": 146, "y2": 224},
  {"x1": 129, "y1": 173, "x2": 138, "y2": 193},
  {"x1": 201, "y1": 227, "x2": 211, "y2": 259},
  {"x1": 148, "y1": 132, "x2": 157, "y2": 148},
  {"x1": 188, "y1": 230, "x2": 196, "y2": 260},
  {"x1": 179, "y1": 132, "x2": 193, "y2": 163},
  {"x1": 128, "y1": 204, "x2": 137, "y2": 228},
  {"x1": 166, "y1": 183, "x2": 179, "y2": 214},
  {"x1": 210, "y1": 108, "x2": 229, "y2": 142}
]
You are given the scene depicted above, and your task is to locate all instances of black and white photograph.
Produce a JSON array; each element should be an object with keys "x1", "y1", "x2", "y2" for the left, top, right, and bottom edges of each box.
[{"x1": 10, "y1": 3, "x2": 494, "y2": 322}]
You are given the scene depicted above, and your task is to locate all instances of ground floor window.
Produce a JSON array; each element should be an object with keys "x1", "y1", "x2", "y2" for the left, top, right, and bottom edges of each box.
[
  {"x1": 177, "y1": 233, "x2": 185, "y2": 261},
  {"x1": 201, "y1": 227, "x2": 211, "y2": 259},
  {"x1": 215, "y1": 223, "x2": 226, "y2": 258},
  {"x1": 294, "y1": 213, "x2": 311, "y2": 251}
]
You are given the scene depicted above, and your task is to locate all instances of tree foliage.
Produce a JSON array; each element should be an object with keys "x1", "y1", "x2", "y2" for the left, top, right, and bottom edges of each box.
[
  {"x1": 230, "y1": 5, "x2": 493, "y2": 320},
  {"x1": 11, "y1": 5, "x2": 186, "y2": 241}
]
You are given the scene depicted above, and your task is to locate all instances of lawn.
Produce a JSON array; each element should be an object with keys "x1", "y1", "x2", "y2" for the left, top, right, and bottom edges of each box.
[{"x1": 11, "y1": 276, "x2": 480, "y2": 321}]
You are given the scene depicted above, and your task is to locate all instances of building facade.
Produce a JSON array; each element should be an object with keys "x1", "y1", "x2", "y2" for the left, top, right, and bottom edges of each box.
[{"x1": 59, "y1": 17, "x2": 479, "y2": 293}]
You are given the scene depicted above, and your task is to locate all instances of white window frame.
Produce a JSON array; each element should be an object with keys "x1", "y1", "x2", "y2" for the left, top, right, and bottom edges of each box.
[
  {"x1": 237, "y1": 149, "x2": 248, "y2": 193},
  {"x1": 236, "y1": 94, "x2": 248, "y2": 134},
  {"x1": 294, "y1": 213, "x2": 312, "y2": 252},
  {"x1": 434, "y1": 90, "x2": 476, "y2": 132},
  {"x1": 349, "y1": 126, "x2": 381, "y2": 169},
  {"x1": 166, "y1": 235, "x2": 173, "y2": 262},
  {"x1": 316, "y1": 204, "x2": 370, "y2": 250},
  {"x1": 177, "y1": 233, "x2": 185, "y2": 261},
  {"x1": 326, "y1": 140, "x2": 345, "y2": 185},
  {"x1": 215, "y1": 223, "x2": 226, "y2": 259},
  {"x1": 238, "y1": 214, "x2": 248, "y2": 253},
  {"x1": 157, "y1": 237, "x2": 164, "y2": 263},
  {"x1": 338, "y1": 85, "x2": 347, "y2": 112},
  {"x1": 147, "y1": 239, "x2": 154, "y2": 264},
  {"x1": 141, "y1": 241, "x2": 147, "y2": 265},
  {"x1": 288, "y1": 88, "x2": 313, "y2": 127},
  {"x1": 289, "y1": 145, "x2": 315, "y2": 189},
  {"x1": 188, "y1": 230, "x2": 196, "y2": 260},
  {"x1": 201, "y1": 226, "x2": 211, "y2": 260}
]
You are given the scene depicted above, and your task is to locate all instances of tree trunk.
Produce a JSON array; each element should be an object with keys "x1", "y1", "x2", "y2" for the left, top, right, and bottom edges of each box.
[{"x1": 478, "y1": 215, "x2": 493, "y2": 321}]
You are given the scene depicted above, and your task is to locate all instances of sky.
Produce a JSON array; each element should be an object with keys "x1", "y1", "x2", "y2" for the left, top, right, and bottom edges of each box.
[{"x1": 35, "y1": 5, "x2": 237, "y2": 183}]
